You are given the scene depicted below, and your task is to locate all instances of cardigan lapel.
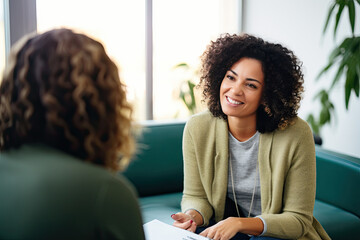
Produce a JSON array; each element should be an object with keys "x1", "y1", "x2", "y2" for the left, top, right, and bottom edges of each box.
[
  {"x1": 258, "y1": 131, "x2": 274, "y2": 213},
  {"x1": 213, "y1": 117, "x2": 229, "y2": 221},
  {"x1": 214, "y1": 117, "x2": 228, "y2": 183}
]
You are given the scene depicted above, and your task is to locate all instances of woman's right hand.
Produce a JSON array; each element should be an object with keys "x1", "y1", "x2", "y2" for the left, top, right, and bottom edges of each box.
[{"x1": 171, "y1": 212, "x2": 197, "y2": 232}]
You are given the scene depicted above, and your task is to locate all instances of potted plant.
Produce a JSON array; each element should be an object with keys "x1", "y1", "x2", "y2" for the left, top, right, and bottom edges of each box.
[
  {"x1": 173, "y1": 63, "x2": 201, "y2": 116},
  {"x1": 307, "y1": 0, "x2": 360, "y2": 135}
]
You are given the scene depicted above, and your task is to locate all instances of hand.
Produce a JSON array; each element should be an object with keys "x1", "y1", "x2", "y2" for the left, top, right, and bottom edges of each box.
[
  {"x1": 199, "y1": 217, "x2": 240, "y2": 240},
  {"x1": 171, "y1": 212, "x2": 197, "y2": 232}
]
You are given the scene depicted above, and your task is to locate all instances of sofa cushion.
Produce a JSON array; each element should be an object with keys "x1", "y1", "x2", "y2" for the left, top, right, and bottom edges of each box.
[
  {"x1": 140, "y1": 192, "x2": 182, "y2": 224},
  {"x1": 314, "y1": 200, "x2": 360, "y2": 240}
]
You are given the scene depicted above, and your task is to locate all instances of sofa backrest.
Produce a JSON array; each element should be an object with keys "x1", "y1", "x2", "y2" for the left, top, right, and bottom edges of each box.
[
  {"x1": 123, "y1": 121, "x2": 186, "y2": 197},
  {"x1": 123, "y1": 120, "x2": 360, "y2": 218},
  {"x1": 315, "y1": 146, "x2": 360, "y2": 217}
]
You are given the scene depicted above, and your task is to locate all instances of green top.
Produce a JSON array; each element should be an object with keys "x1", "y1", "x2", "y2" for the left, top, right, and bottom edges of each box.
[
  {"x1": 0, "y1": 144, "x2": 145, "y2": 240},
  {"x1": 181, "y1": 111, "x2": 330, "y2": 240}
]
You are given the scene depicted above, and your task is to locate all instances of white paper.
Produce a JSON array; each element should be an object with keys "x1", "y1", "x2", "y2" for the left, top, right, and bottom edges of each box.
[{"x1": 144, "y1": 219, "x2": 211, "y2": 240}]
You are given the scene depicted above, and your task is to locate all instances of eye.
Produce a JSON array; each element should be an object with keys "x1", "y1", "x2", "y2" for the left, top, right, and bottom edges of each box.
[
  {"x1": 226, "y1": 74, "x2": 235, "y2": 81},
  {"x1": 246, "y1": 83, "x2": 258, "y2": 89}
]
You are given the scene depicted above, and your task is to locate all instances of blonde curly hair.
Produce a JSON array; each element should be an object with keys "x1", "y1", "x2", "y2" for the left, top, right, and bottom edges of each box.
[{"x1": 0, "y1": 28, "x2": 134, "y2": 171}]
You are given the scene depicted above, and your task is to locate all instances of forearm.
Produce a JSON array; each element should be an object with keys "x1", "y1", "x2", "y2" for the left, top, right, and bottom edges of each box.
[
  {"x1": 185, "y1": 209, "x2": 204, "y2": 226},
  {"x1": 237, "y1": 217, "x2": 264, "y2": 236}
]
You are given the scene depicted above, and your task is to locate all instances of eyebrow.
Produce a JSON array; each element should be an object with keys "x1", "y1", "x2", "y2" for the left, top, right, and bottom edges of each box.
[{"x1": 228, "y1": 69, "x2": 262, "y2": 84}]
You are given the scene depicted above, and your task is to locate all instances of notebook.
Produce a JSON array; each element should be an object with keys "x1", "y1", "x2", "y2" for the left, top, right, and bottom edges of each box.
[{"x1": 144, "y1": 219, "x2": 211, "y2": 240}]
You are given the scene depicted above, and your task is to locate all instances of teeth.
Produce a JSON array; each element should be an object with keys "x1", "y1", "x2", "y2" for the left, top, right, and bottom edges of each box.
[{"x1": 227, "y1": 96, "x2": 243, "y2": 105}]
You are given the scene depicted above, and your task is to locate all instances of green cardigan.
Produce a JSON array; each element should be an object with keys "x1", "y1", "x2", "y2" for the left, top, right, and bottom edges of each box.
[
  {"x1": 0, "y1": 144, "x2": 145, "y2": 240},
  {"x1": 181, "y1": 111, "x2": 329, "y2": 240}
]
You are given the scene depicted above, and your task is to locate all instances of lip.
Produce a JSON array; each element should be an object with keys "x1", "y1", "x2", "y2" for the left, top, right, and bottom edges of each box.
[{"x1": 226, "y1": 96, "x2": 244, "y2": 106}]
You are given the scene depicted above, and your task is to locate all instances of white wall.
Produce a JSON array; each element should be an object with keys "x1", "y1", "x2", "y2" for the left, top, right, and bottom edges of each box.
[{"x1": 242, "y1": 0, "x2": 360, "y2": 158}]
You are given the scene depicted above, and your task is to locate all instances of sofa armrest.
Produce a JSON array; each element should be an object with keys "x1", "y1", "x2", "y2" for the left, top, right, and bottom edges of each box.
[{"x1": 315, "y1": 146, "x2": 360, "y2": 218}]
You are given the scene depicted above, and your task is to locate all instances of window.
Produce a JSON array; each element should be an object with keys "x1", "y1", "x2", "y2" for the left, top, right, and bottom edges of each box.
[
  {"x1": 0, "y1": 0, "x2": 6, "y2": 81},
  {"x1": 36, "y1": 0, "x2": 146, "y2": 120},
  {"x1": 152, "y1": 0, "x2": 239, "y2": 120},
  {"x1": 35, "y1": 0, "x2": 240, "y2": 120}
]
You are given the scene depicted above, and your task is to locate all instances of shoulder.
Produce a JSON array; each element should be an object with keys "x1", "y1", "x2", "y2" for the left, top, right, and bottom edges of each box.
[
  {"x1": 96, "y1": 173, "x2": 140, "y2": 213},
  {"x1": 185, "y1": 110, "x2": 226, "y2": 134},
  {"x1": 183, "y1": 111, "x2": 228, "y2": 153},
  {"x1": 96, "y1": 174, "x2": 144, "y2": 239},
  {"x1": 289, "y1": 117, "x2": 312, "y2": 132},
  {"x1": 2, "y1": 144, "x2": 135, "y2": 192},
  {"x1": 260, "y1": 117, "x2": 314, "y2": 150},
  {"x1": 105, "y1": 174, "x2": 138, "y2": 200},
  {"x1": 267, "y1": 116, "x2": 315, "y2": 151},
  {"x1": 274, "y1": 116, "x2": 312, "y2": 138},
  {"x1": 186, "y1": 110, "x2": 215, "y2": 126}
]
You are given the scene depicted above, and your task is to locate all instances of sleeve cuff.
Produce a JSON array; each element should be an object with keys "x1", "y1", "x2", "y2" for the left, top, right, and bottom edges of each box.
[{"x1": 255, "y1": 216, "x2": 267, "y2": 236}]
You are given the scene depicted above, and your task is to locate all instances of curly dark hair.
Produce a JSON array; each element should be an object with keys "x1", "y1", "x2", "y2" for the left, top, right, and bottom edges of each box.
[
  {"x1": 200, "y1": 33, "x2": 304, "y2": 133},
  {"x1": 0, "y1": 28, "x2": 134, "y2": 171}
]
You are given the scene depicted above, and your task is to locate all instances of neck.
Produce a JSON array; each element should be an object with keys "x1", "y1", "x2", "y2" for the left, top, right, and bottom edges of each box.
[{"x1": 227, "y1": 115, "x2": 257, "y2": 142}]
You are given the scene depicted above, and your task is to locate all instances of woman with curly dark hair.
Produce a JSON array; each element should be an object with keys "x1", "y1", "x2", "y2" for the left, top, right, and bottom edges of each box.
[
  {"x1": 0, "y1": 29, "x2": 145, "y2": 239},
  {"x1": 172, "y1": 34, "x2": 329, "y2": 240}
]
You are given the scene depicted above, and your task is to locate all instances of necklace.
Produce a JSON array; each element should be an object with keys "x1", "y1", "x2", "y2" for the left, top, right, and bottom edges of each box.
[{"x1": 229, "y1": 153, "x2": 259, "y2": 218}]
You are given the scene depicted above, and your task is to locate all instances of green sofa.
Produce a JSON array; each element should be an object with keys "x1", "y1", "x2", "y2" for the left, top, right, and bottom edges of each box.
[{"x1": 123, "y1": 121, "x2": 360, "y2": 240}]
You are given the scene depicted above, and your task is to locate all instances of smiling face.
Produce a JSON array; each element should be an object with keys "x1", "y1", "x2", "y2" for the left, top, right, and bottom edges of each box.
[{"x1": 220, "y1": 57, "x2": 265, "y2": 122}]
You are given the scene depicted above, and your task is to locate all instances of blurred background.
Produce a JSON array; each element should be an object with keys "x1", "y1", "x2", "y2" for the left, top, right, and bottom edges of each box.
[{"x1": 1, "y1": 0, "x2": 359, "y2": 158}]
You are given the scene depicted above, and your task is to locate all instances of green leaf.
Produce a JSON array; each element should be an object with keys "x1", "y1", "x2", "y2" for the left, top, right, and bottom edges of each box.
[
  {"x1": 307, "y1": 114, "x2": 320, "y2": 134},
  {"x1": 340, "y1": 38, "x2": 357, "y2": 62},
  {"x1": 330, "y1": 62, "x2": 345, "y2": 89},
  {"x1": 180, "y1": 94, "x2": 188, "y2": 109},
  {"x1": 314, "y1": 89, "x2": 325, "y2": 100},
  {"x1": 316, "y1": 39, "x2": 350, "y2": 80},
  {"x1": 188, "y1": 80, "x2": 196, "y2": 89},
  {"x1": 349, "y1": 57, "x2": 358, "y2": 93},
  {"x1": 179, "y1": 90, "x2": 185, "y2": 99},
  {"x1": 348, "y1": 0, "x2": 356, "y2": 35},
  {"x1": 328, "y1": 43, "x2": 342, "y2": 62},
  {"x1": 334, "y1": 2, "x2": 346, "y2": 37},
  {"x1": 179, "y1": 80, "x2": 197, "y2": 113},
  {"x1": 307, "y1": 114, "x2": 314, "y2": 124},
  {"x1": 338, "y1": 37, "x2": 353, "y2": 54},
  {"x1": 319, "y1": 107, "x2": 330, "y2": 125},
  {"x1": 173, "y1": 63, "x2": 189, "y2": 69},
  {"x1": 317, "y1": 61, "x2": 335, "y2": 80},
  {"x1": 325, "y1": 38, "x2": 360, "y2": 90},
  {"x1": 187, "y1": 81, "x2": 196, "y2": 111},
  {"x1": 320, "y1": 90, "x2": 329, "y2": 104},
  {"x1": 355, "y1": 64, "x2": 360, "y2": 97},
  {"x1": 345, "y1": 68, "x2": 355, "y2": 109},
  {"x1": 323, "y1": 3, "x2": 337, "y2": 34}
]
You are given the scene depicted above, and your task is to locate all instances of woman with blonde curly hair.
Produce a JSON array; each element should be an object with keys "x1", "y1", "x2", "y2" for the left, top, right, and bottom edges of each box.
[
  {"x1": 0, "y1": 28, "x2": 144, "y2": 239},
  {"x1": 171, "y1": 34, "x2": 330, "y2": 240}
]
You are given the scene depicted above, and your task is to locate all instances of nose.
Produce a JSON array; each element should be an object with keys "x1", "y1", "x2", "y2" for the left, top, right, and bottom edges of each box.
[{"x1": 232, "y1": 82, "x2": 244, "y2": 96}]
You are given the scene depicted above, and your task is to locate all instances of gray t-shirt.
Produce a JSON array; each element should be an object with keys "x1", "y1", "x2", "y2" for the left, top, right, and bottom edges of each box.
[{"x1": 227, "y1": 131, "x2": 261, "y2": 217}]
